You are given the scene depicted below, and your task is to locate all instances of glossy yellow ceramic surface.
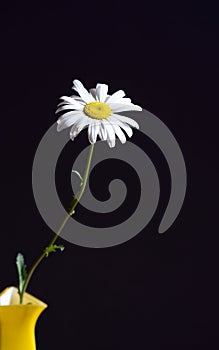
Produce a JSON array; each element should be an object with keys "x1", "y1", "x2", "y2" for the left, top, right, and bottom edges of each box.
[{"x1": 0, "y1": 287, "x2": 47, "y2": 350}]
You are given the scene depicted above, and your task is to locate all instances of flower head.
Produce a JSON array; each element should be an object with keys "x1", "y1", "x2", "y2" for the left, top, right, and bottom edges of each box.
[{"x1": 56, "y1": 79, "x2": 142, "y2": 148}]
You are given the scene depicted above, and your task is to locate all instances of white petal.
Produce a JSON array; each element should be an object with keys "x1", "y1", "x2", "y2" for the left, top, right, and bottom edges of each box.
[
  {"x1": 57, "y1": 101, "x2": 68, "y2": 107},
  {"x1": 59, "y1": 95, "x2": 85, "y2": 107},
  {"x1": 108, "y1": 115, "x2": 133, "y2": 137},
  {"x1": 95, "y1": 83, "x2": 108, "y2": 102},
  {"x1": 88, "y1": 121, "x2": 100, "y2": 144},
  {"x1": 70, "y1": 95, "x2": 87, "y2": 103},
  {"x1": 72, "y1": 79, "x2": 95, "y2": 103},
  {"x1": 99, "y1": 122, "x2": 108, "y2": 141},
  {"x1": 89, "y1": 88, "x2": 97, "y2": 100},
  {"x1": 57, "y1": 110, "x2": 85, "y2": 124},
  {"x1": 105, "y1": 90, "x2": 126, "y2": 103},
  {"x1": 108, "y1": 120, "x2": 126, "y2": 144},
  {"x1": 112, "y1": 113, "x2": 139, "y2": 129},
  {"x1": 109, "y1": 103, "x2": 142, "y2": 113},
  {"x1": 116, "y1": 97, "x2": 132, "y2": 104},
  {"x1": 93, "y1": 121, "x2": 101, "y2": 142},
  {"x1": 56, "y1": 104, "x2": 84, "y2": 114},
  {"x1": 88, "y1": 122, "x2": 94, "y2": 143},
  {"x1": 70, "y1": 117, "x2": 90, "y2": 140},
  {"x1": 57, "y1": 112, "x2": 83, "y2": 132},
  {"x1": 102, "y1": 120, "x2": 116, "y2": 148},
  {"x1": 57, "y1": 96, "x2": 86, "y2": 108}
]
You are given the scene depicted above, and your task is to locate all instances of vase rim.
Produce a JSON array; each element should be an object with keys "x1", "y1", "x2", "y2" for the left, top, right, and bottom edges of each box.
[{"x1": 0, "y1": 286, "x2": 48, "y2": 307}]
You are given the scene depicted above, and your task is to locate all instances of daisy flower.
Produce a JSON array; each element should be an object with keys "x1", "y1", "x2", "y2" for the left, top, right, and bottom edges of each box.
[{"x1": 56, "y1": 79, "x2": 142, "y2": 148}]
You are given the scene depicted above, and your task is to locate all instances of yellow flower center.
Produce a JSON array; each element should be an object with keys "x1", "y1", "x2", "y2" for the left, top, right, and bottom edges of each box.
[{"x1": 84, "y1": 101, "x2": 111, "y2": 120}]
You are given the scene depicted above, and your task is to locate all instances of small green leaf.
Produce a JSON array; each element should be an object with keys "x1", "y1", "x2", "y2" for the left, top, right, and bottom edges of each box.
[
  {"x1": 44, "y1": 244, "x2": 65, "y2": 257},
  {"x1": 72, "y1": 170, "x2": 84, "y2": 186},
  {"x1": 16, "y1": 253, "x2": 27, "y2": 298}
]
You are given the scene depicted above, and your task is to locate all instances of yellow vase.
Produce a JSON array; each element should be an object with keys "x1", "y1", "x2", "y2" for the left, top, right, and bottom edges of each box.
[{"x1": 0, "y1": 286, "x2": 47, "y2": 350}]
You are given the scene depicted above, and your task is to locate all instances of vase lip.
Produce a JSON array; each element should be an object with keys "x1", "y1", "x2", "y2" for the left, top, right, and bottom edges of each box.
[{"x1": 0, "y1": 286, "x2": 48, "y2": 307}]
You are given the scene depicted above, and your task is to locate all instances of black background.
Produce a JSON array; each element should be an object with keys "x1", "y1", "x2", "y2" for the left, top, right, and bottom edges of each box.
[{"x1": 0, "y1": 1, "x2": 218, "y2": 348}]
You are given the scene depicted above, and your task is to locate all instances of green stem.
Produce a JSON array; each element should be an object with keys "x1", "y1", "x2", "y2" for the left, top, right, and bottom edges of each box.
[{"x1": 20, "y1": 143, "x2": 95, "y2": 304}]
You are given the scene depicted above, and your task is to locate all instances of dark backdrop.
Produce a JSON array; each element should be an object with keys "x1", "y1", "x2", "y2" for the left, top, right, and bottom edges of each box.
[{"x1": 0, "y1": 1, "x2": 218, "y2": 348}]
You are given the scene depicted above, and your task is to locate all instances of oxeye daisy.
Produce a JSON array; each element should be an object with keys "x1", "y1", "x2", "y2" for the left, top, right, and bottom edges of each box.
[{"x1": 56, "y1": 79, "x2": 142, "y2": 148}]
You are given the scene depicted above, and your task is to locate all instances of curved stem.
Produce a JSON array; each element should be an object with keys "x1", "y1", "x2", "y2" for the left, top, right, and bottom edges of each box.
[{"x1": 20, "y1": 143, "x2": 95, "y2": 304}]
